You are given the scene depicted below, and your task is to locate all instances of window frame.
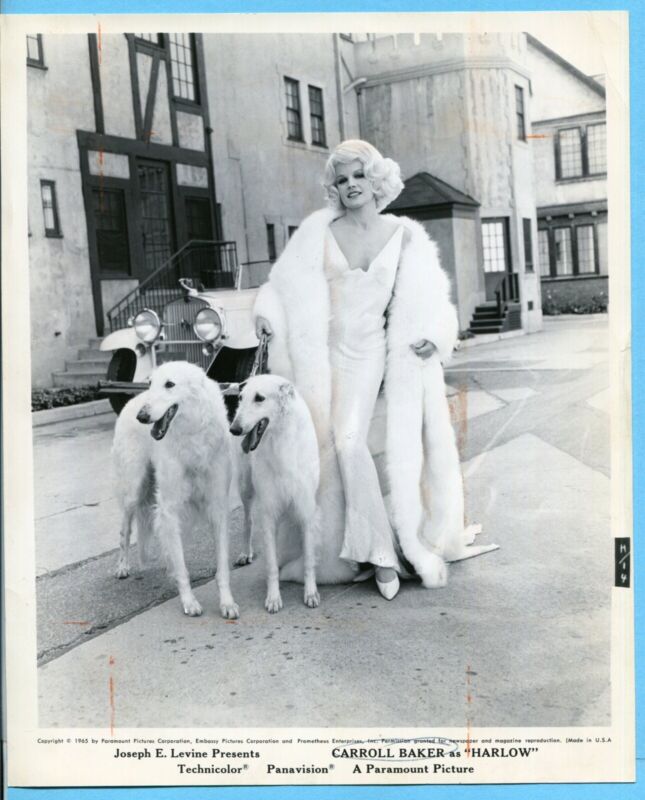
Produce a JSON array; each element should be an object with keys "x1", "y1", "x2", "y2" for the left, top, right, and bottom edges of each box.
[
  {"x1": 586, "y1": 122, "x2": 607, "y2": 177},
  {"x1": 522, "y1": 218, "x2": 534, "y2": 272},
  {"x1": 168, "y1": 33, "x2": 200, "y2": 105},
  {"x1": 538, "y1": 228, "x2": 550, "y2": 277},
  {"x1": 134, "y1": 33, "x2": 163, "y2": 46},
  {"x1": 91, "y1": 186, "x2": 132, "y2": 277},
  {"x1": 284, "y1": 77, "x2": 304, "y2": 142},
  {"x1": 266, "y1": 223, "x2": 277, "y2": 261},
  {"x1": 308, "y1": 84, "x2": 327, "y2": 148},
  {"x1": 555, "y1": 127, "x2": 584, "y2": 180},
  {"x1": 555, "y1": 122, "x2": 607, "y2": 182},
  {"x1": 184, "y1": 194, "x2": 215, "y2": 242},
  {"x1": 552, "y1": 225, "x2": 574, "y2": 276},
  {"x1": 538, "y1": 220, "x2": 601, "y2": 278},
  {"x1": 515, "y1": 85, "x2": 526, "y2": 142},
  {"x1": 575, "y1": 223, "x2": 599, "y2": 275},
  {"x1": 27, "y1": 34, "x2": 46, "y2": 69},
  {"x1": 40, "y1": 180, "x2": 62, "y2": 238},
  {"x1": 481, "y1": 218, "x2": 512, "y2": 275}
]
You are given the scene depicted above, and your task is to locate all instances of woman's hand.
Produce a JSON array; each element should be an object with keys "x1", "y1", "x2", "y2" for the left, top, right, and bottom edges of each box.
[
  {"x1": 410, "y1": 339, "x2": 437, "y2": 359},
  {"x1": 255, "y1": 315, "x2": 273, "y2": 340}
]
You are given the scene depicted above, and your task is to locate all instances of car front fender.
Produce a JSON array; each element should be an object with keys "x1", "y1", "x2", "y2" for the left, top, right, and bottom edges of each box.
[
  {"x1": 100, "y1": 328, "x2": 140, "y2": 353},
  {"x1": 100, "y1": 330, "x2": 153, "y2": 383}
]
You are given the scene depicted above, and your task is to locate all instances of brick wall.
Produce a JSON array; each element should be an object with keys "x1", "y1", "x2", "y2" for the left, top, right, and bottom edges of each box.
[{"x1": 541, "y1": 275, "x2": 608, "y2": 314}]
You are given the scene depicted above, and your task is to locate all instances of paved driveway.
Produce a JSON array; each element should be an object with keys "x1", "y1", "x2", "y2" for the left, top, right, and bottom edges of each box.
[{"x1": 34, "y1": 316, "x2": 611, "y2": 728}]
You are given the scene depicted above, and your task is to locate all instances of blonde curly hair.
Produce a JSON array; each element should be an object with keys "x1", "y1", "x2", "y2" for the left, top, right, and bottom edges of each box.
[{"x1": 323, "y1": 140, "x2": 404, "y2": 212}]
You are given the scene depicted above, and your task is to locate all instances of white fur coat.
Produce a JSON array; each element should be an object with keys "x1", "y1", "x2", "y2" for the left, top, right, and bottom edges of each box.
[{"x1": 253, "y1": 207, "x2": 472, "y2": 587}]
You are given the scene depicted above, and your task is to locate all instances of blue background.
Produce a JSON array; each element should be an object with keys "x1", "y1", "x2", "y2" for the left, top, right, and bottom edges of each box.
[{"x1": 4, "y1": 0, "x2": 642, "y2": 798}]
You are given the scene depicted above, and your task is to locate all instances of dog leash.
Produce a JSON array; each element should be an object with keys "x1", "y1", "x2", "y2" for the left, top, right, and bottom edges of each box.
[
  {"x1": 220, "y1": 333, "x2": 269, "y2": 397},
  {"x1": 249, "y1": 332, "x2": 269, "y2": 378}
]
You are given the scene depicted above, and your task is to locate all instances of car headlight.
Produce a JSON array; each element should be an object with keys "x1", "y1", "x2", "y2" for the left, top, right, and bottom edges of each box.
[
  {"x1": 133, "y1": 309, "x2": 161, "y2": 344},
  {"x1": 194, "y1": 307, "x2": 223, "y2": 343}
]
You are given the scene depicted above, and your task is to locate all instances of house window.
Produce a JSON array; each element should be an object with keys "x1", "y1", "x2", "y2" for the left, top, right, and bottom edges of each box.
[
  {"x1": 522, "y1": 218, "x2": 534, "y2": 272},
  {"x1": 587, "y1": 123, "x2": 607, "y2": 175},
  {"x1": 284, "y1": 78, "x2": 303, "y2": 141},
  {"x1": 309, "y1": 85, "x2": 326, "y2": 147},
  {"x1": 40, "y1": 180, "x2": 61, "y2": 237},
  {"x1": 554, "y1": 227, "x2": 573, "y2": 275},
  {"x1": 185, "y1": 197, "x2": 213, "y2": 241},
  {"x1": 557, "y1": 128, "x2": 583, "y2": 179},
  {"x1": 538, "y1": 229, "x2": 550, "y2": 277},
  {"x1": 266, "y1": 224, "x2": 277, "y2": 261},
  {"x1": 539, "y1": 218, "x2": 603, "y2": 279},
  {"x1": 27, "y1": 34, "x2": 44, "y2": 67},
  {"x1": 135, "y1": 33, "x2": 161, "y2": 44},
  {"x1": 515, "y1": 85, "x2": 526, "y2": 141},
  {"x1": 92, "y1": 188, "x2": 130, "y2": 274},
  {"x1": 169, "y1": 33, "x2": 198, "y2": 102},
  {"x1": 481, "y1": 220, "x2": 509, "y2": 273},
  {"x1": 288, "y1": 225, "x2": 299, "y2": 239},
  {"x1": 576, "y1": 225, "x2": 597, "y2": 274},
  {"x1": 556, "y1": 123, "x2": 606, "y2": 180}
]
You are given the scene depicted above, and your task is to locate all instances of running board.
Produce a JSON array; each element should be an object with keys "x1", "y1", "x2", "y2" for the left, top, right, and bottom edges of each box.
[{"x1": 98, "y1": 380, "x2": 242, "y2": 397}]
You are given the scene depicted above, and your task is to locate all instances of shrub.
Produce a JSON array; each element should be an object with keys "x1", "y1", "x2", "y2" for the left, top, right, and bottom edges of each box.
[
  {"x1": 542, "y1": 290, "x2": 608, "y2": 316},
  {"x1": 32, "y1": 385, "x2": 102, "y2": 412}
]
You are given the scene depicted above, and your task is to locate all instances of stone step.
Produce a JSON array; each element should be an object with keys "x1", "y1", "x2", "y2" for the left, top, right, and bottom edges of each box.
[
  {"x1": 469, "y1": 325, "x2": 505, "y2": 335},
  {"x1": 471, "y1": 319, "x2": 505, "y2": 330},
  {"x1": 88, "y1": 337, "x2": 105, "y2": 349},
  {"x1": 77, "y1": 348, "x2": 111, "y2": 361},
  {"x1": 65, "y1": 359, "x2": 110, "y2": 374},
  {"x1": 52, "y1": 370, "x2": 107, "y2": 388},
  {"x1": 472, "y1": 310, "x2": 503, "y2": 320}
]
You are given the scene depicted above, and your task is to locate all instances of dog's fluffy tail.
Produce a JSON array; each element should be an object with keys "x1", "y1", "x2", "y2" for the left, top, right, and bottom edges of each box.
[{"x1": 136, "y1": 463, "x2": 157, "y2": 567}]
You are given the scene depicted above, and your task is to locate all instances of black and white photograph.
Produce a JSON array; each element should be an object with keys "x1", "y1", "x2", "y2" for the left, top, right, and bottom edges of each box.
[{"x1": 3, "y1": 10, "x2": 633, "y2": 787}]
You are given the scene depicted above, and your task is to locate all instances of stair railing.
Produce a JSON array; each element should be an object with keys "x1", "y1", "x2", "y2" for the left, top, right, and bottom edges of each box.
[
  {"x1": 106, "y1": 240, "x2": 238, "y2": 332},
  {"x1": 494, "y1": 272, "x2": 520, "y2": 317}
]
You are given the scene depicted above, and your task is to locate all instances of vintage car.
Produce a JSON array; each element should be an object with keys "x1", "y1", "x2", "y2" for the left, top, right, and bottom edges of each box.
[{"x1": 100, "y1": 275, "x2": 261, "y2": 414}]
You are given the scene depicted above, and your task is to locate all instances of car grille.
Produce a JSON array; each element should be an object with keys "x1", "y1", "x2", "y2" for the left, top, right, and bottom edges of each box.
[{"x1": 158, "y1": 297, "x2": 212, "y2": 371}]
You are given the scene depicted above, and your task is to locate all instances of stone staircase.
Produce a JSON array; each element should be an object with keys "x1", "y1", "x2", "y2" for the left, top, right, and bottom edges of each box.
[
  {"x1": 469, "y1": 302, "x2": 508, "y2": 335},
  {"x1": 469, "y1": 301, "x2": 523, "y2": 336},
  {"x1": 52, "y1": 338, "x2": 111, "y2": 388}
]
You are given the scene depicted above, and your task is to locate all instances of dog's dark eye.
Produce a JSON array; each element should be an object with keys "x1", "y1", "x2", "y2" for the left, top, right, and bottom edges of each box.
[
  {"x1": 254, "y1": 393, "x2": 265, "y2": 403},
  {"x1": 165, "y1": 381, "x2": 175, "y2": 389}
]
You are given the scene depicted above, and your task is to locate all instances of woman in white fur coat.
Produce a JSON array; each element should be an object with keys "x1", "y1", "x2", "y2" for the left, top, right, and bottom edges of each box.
[{"x1": 254, "y1": 140, "x2": 494, "y2": 600}]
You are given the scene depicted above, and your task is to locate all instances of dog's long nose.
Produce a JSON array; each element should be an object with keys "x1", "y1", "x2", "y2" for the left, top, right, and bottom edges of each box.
[
  {"x1": 229, "y1": 423, "x2": 243, "y2": 436},
  {"x1": 137, "y1": 407, "x2": 151, "y2": 424}
]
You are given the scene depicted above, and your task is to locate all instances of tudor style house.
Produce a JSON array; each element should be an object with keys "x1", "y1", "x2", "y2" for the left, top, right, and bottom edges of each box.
[
  {"x1": 525, "y1": 35, "x2": 607, "y2": 312},
  {"x1": 27, "y1": 31, "x2": 605, "y2": 388},
  {"x1": 28, "y1": 32, "x2": 224, "y2": 387}
]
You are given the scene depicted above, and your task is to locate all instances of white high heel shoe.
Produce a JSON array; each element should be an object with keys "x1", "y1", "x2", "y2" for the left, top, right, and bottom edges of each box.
[{"x1": 375, "y1": 569, "x2": 400, "y2": 600}]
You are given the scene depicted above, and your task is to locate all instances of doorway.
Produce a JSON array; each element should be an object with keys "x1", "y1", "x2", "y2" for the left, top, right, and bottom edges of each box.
[
  {"x1": 481, "y1": 217, "x2": 515, "y2": 301},
  {"x1": 137, "y1": 159, "x2": 175, "y2": 274}
]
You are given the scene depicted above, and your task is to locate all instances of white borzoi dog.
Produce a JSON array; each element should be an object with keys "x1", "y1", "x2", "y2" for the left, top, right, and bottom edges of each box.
[
  {"x1": 229, "y1": 374, "x2": 320, "y2": 613},
  {"x1": 111, "y1": 361, "x2": 239, "y2": 619}
]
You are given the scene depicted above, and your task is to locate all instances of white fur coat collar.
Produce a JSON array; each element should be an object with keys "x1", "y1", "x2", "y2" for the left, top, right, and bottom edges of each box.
[{"x1": 253, "y1": 208, "x2": 484, "y2": 587}]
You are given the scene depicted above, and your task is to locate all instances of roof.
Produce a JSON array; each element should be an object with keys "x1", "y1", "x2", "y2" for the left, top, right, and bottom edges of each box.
[
  {"x1": 525, "y1": 34, "x2": 606, "y2": 99},
  {"x1": 387, "y1": 172, "x2": 480, "y2": 212}
]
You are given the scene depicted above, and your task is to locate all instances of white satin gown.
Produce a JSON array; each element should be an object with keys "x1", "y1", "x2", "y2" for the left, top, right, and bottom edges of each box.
[{"x1": 324, "y1": 226, "x2": 405, "y2": 572}]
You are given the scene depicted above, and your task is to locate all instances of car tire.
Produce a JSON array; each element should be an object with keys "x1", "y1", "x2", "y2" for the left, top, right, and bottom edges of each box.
[{"x1": 106, "y1": 349, "x2": 137, "y2": 415}]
